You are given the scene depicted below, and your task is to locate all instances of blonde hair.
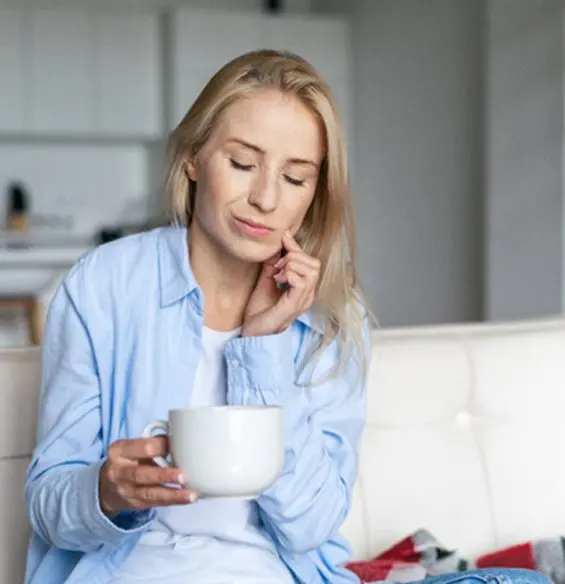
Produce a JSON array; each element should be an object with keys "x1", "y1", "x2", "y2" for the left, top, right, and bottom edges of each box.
[{"x1": 166, "y1": 49, "x2": 371, "y2": 378}]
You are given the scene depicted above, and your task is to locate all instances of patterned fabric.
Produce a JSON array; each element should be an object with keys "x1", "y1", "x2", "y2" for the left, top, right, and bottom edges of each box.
[{"x1": 346, "y1": 529, "x2": 565, "y2": 584}]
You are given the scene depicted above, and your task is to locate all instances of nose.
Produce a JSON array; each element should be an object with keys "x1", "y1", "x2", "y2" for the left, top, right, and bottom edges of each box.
[{"x1": 247, "y1": 167, "x2": 278, "y2": 213}]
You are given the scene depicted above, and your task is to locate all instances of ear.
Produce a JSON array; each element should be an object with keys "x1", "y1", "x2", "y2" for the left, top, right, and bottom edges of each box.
[{"x1": 185, "y1": 157, "x2": 197, "y2": 182}]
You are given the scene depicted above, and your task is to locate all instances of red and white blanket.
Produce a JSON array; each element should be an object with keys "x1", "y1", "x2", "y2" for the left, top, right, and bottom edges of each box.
[{"x1": 346, "y1": 529, "x2": 565, "y2": 584}]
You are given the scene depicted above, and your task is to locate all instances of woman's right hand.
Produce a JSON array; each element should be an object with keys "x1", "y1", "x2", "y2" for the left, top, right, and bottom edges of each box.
[{"x1": 98, "y1": 436, "x2": 198, "y2": 517}]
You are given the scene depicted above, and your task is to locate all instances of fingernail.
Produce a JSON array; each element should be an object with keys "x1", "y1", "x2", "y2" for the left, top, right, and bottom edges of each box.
[
  {"x1": 188, "y1": 491, "x2": 198, "y2": 503},
  {"x1": 274, "y1": 258, "x2": 284, "y2": 269},
  {"x1": 178, "y1": 473, "x2": 185, "y2": 485},
  {"x1": 285, "y1": 230, "x2": 292, "y2": 238}
]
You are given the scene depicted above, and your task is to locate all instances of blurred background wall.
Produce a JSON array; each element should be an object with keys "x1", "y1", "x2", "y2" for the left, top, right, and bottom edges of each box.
[{"x1": 0, "y1": 0, "x2": 563, "y2": 346}]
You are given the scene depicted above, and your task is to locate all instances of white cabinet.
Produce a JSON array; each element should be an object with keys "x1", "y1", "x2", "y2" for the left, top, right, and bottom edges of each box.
[
  {"x1": 0, "y1": 9, "x2": 25, "y2": 133},
  {"x1": 29, "y1": 10, "x2": 91, "y2": 134},
  {"x1": 172, "y1": 10, "x2": 264, "y2": 74},
  {"x1": 170, "y1": 10, "x2": 264, "y2": 127},
  {"x1": 265, "y1": 15, "x2": 350, "y2": 81},
  {"x1": 169, "y1": 10, "x2": 352, "y2": 145},
  {"x1": 91, "y1": 12, "x2": 162, "y2": 137},
  {"x1": 266, "y1": 15, "x2": 352, "y2": 141},
  {"x1": 0, "y1": 8, "x2": 162, "y2": 138}
]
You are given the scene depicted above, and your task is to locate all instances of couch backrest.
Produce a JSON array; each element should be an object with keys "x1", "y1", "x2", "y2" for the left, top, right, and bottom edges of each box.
[
  {"x1": 341, "y1": 317, "x2": 565, "y2": 561},
  {"x1": 4, "y1": 317, "x2": 565, "y2": 581}
]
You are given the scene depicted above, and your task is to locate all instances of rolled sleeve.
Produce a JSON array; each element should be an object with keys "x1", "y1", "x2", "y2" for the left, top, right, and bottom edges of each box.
[
  {"x1": 81, "y1": 460, "x2": 155, "y2": 546},
  {"x1": 225, "y1": 329, "x2": 294, "y2": 397},
  {"x1": 26, "y1": 264, "x2": 153, "y2": 553}
]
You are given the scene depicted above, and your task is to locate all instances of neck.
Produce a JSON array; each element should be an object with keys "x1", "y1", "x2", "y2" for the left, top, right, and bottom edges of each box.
[{"x1": 188, "y1": 221, "x2": 259, "y2": 331}]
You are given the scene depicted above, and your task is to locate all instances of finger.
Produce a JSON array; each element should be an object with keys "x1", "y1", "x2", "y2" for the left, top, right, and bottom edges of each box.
[
  {"x1": 258, "y1": 247, "x2": 287, "y2": 282},
  {"x1": 119, "y1": 464, "x2": 185, "y2": 486},
  {"x1": 283, "y1": 271, "x2": 309, "y2": 302},
  {"x1": 275, "y1": 250, "x2": 320, "y2": 271},
  {"x1": 133, "y1": 485, "x2": 198, "y2": 507},
  {"x1": 308, "y1": 290, "x2": 316, "y2": 306},
  {"x1": 274, "y1": 262, "x2": 319, "y2": 301},
  {"x1": 256, "y1": 262, "x2": 284, "y2": 301},
  {"x1": 116, "y1": 437, "x2": 168, "y2": 462},
  {"x1": 282, "y1": 230, "x2": 302, "y2": 252},
  {"x1": 276, "y1": 257, "x2": 320, "y2": 281},
  {"x1": 260, "y1": 260, "x2": 279, "y2": 280}
]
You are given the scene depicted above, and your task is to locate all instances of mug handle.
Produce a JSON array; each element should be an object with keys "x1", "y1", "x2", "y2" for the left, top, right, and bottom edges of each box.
[{"x1": 142, "y1": 420, "x2": 171, "y2": 468}]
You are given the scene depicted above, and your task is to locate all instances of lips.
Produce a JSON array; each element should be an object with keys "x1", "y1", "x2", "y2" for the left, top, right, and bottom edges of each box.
[
  {"x1": 236, "y1": 217, "x2": 274, "y2": 231},
  {"x1": 233, "y1": 216, "x2": 275, "y2": 238}
]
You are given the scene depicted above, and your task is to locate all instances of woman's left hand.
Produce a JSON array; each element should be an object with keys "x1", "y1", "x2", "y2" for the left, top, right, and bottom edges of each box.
[{"x1": 242, "y1": 231, "x2": 320, "y2": 338}]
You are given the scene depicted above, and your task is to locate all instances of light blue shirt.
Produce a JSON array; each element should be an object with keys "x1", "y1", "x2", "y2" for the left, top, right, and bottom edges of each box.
[
  {"x1": 113, "y1": 325, "x2": 294, "y2": 584},
  {"x1": 24, "y1": 226, "x2": 370, "y2": 584}
]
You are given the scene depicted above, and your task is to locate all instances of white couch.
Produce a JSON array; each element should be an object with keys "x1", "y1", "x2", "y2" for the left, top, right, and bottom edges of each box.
[{"x1": 3, "y1": 317, "x2": 565, "y2": 582}]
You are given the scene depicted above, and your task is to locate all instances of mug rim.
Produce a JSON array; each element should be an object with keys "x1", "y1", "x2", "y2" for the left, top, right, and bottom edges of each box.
[{"x1": 169, "y1": 405, "x2": 282, "y2": 414}]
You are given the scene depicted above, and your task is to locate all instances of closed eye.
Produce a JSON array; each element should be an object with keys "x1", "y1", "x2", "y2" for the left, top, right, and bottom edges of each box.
[
  {"x1": 230, "y1": 158, "x2": 254, "y2": 172},
  {"x1": 284, "y1": 175, "x2": 305, "y2": 187}
]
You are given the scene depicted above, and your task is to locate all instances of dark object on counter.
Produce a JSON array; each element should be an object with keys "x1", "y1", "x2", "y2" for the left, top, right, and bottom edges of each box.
[
  {"x1": 265, "y1": 0, "x2": 283, "y2": 13},
  {"x1": 6, "y1": 182, "x2": 30, "y2": 232},
  {"x1": 94, "y1": 216, "x2": 169, "y2": 245},
  {"x1": 96, "y1": 227, "x2": 124, "y2": 244}
]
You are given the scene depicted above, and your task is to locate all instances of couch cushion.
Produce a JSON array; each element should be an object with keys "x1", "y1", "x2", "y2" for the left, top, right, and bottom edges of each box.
[
  {"x1": 0, "y1": 348, "x2": 40, "y2": 458},
  {"x1": 469, "y1": 328, "x2": 565, "y2": 546},
  {"x1": 0, "y1": 458, "x2": 31, "y2": 584},
  {"x1": 0, "y1": 348, "x2": 41, "y2": 584},
  {"x1": 344, "y1": 318, "x2": 565, "y2": 561}
]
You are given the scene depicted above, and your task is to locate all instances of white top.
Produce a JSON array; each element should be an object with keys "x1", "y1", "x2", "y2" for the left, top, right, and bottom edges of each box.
[{"x1": 109, "y1": 326, "x2": 293, "y2": 584}]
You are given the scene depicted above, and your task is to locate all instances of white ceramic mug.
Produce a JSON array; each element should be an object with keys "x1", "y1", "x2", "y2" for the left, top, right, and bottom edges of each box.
[{"x1": 142, "y1": 405, "x2": 284, "y2": 499}]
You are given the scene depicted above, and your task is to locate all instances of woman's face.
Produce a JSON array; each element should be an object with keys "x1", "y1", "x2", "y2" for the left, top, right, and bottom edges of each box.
[{"x1": 187, "y1": 88, "x2": 324, "y2": 263}]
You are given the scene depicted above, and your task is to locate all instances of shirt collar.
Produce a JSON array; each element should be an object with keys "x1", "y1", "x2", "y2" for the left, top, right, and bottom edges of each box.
[
  {"x1": 158, "y1": 226, "x2": 199, "y2": 307},
  {"x1": 157, "y1": 225, "x2": 324, "y2": 334}
]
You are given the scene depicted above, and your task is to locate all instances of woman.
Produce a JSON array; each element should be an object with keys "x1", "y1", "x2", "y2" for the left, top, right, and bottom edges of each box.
[{"x1": 24, "y1": 50, "x2": 549, "y2": 584}]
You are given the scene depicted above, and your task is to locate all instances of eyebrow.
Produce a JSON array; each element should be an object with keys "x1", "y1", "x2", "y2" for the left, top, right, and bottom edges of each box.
[{"x1": 227, "y1": 137, "x2": 319, "y2": 169}]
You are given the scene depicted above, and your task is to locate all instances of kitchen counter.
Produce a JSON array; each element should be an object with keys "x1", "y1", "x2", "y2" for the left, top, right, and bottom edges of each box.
[
  {"x1": 0, "y1": 234, "x2": 95, "y2": 298},
  {"x1": 0, "y1": 232, "x2": 93, "y2": 267},
  {"x1": 0, "y1": 244, "x2": 92, "y2": 267}
]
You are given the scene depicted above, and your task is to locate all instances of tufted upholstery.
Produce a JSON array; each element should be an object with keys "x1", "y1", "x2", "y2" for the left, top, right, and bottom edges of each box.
[
  {"x1": 341, "y1": 317, "x2": 565, "y2": 561},
  {"x1": 2, "y1": 317, "x2": 565, "y2": 581}
]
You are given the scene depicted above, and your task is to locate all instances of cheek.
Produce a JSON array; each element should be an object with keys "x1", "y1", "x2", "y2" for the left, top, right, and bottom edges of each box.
[
  {"x1": 192, "y1": 174, "x2": 222, "y2": 234},
  {"x1": 283, "y1": 191, "x2": 316, "y2": 231},
  {"x1": 194, "y1": 161, "x2": 244, "y2": 218}
]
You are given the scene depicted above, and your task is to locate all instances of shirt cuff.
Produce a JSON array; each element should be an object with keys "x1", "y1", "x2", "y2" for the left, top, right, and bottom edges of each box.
[
  {"x1": 79, "y1": 459, "x2": 155, "y2": 547},
  {"x1": 225, "y1": 328, "x2": 295, "y2": 393}
]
